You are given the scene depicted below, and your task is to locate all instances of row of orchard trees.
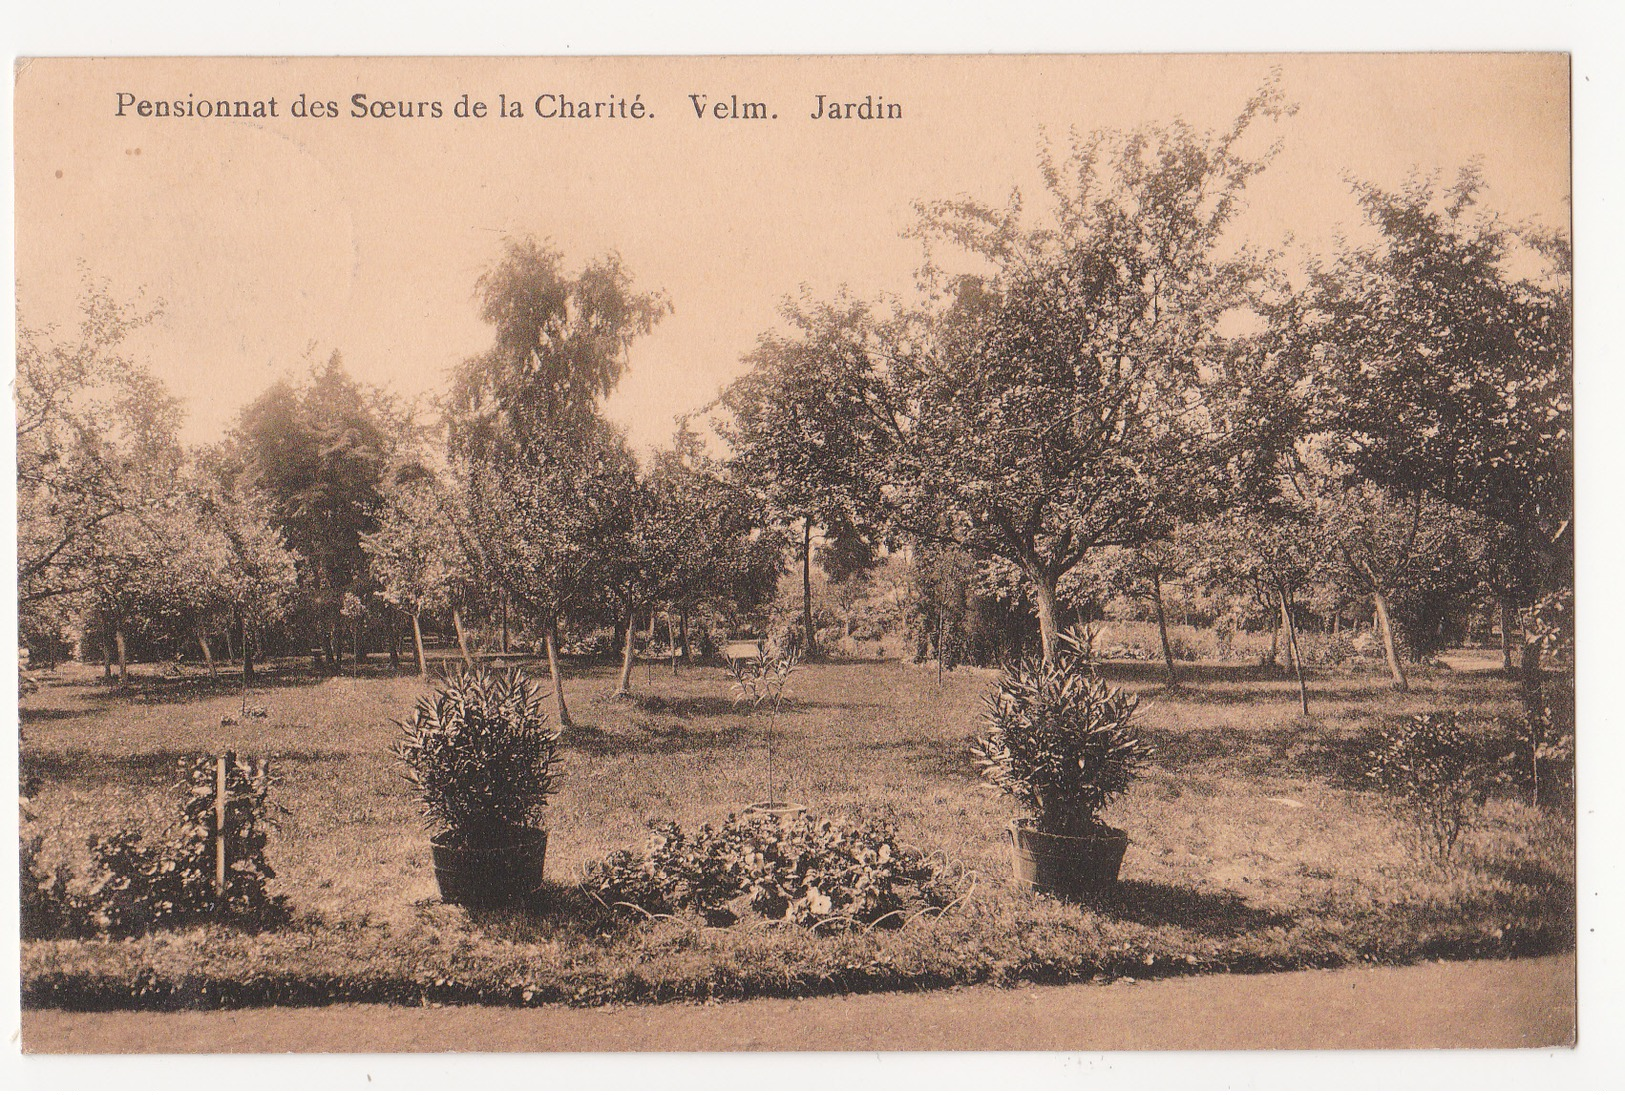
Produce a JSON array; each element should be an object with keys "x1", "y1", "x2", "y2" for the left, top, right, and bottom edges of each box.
[
  {"x1": 716, "y1": 81, "x2": 1571, "y2": 710},
  {"x1": 20, "y1": 80, "x2": 1569, "y2": 719},
  {"x1": 18, "y1": 252, "x2": 784, "y2": 719}
]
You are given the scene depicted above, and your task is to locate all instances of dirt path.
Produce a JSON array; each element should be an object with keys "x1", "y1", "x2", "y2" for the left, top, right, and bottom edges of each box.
[{"x1": 23, "y1": 954, "x2": 1574, "y2": 1053}]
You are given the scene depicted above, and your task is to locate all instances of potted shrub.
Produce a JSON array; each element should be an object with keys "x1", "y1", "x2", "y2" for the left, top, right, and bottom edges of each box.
[
  {"x1": 972, "y1": 628, "x2": 1150, "y2": 898},
  {"x1": 395, "y1": 665, "x2": 562, "y2": 907}
]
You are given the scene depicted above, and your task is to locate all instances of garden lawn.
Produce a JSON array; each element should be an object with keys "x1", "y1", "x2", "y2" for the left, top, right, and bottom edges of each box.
[{"x1": 20, "y1": 654, "x2": 1575, "y2": 1009}]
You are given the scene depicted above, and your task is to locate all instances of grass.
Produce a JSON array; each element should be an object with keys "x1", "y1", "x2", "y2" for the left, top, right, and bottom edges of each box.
[{"x1": 19, "y1": 651, "x2": 1575, "y2": 1009}]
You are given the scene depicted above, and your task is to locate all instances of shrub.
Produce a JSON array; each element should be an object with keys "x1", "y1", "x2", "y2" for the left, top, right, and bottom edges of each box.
[
  {"x1": 395, "y1": 666, "x2": 562, "y2": 846},
  {"x1": 23, "y1": 754, "x2": 288, "y2": 939},
  {"x1": 972, "y1": 628, "x2": 1150, "y2": 837},
  {"x1": 1366, "y1": 713, "x2": 1494, "y2": 861},
  {"x1": 582, "y1": 812, "x2": 963, "y2": 929}
]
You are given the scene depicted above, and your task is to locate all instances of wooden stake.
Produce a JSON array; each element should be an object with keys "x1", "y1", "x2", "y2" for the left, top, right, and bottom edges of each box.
[{"x1": 215, "y1": 753, "x2": 231, "y2": 903}]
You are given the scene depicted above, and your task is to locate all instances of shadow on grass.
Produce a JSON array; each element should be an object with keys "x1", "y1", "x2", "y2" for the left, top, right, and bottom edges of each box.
[
  {"x1": 630, "y1": 693, "x2": 741, "y2": 719},
  {"x1": 1085, "y1": 879, "x2": 1296, "y2": 935},
  {"x1": 852, "y1": 735, "x2": 981, "y2": 781},
  {"x1": 457, "y1": 880, "x2": 618, "y2": 942},
  {"x1": 21, "y1": 747, "x2": 348, "y2": 784},
  {"x1": 562, "y1": 720, "x2": 759, "y2": 758}
]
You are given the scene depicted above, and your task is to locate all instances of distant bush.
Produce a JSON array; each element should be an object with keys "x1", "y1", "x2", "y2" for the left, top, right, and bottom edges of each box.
[
  {"x1": 1366, "y1": 714, "x2": 1495, "y2": 861},
  {"x1": 582, "y1": 812, "x2": 964, "y2": 930}
]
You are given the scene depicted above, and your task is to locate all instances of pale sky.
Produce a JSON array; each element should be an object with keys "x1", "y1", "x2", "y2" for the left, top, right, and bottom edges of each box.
[{"x1": 15, "y1": 54, "x2": 1570, "y2": 456}]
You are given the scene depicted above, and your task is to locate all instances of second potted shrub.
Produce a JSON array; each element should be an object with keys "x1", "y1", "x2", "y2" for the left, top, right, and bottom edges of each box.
[
  {"x1": 972, "y1": 628, "x2": 1150, "y2": 899},
  {"x1": 395, "y1": 665, "x2": 562, "y2": 907}
]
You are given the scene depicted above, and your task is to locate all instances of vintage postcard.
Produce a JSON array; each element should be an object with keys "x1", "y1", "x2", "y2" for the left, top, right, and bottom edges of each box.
[{"x1": 14, "y1": 53, "x2": 1575, "y2": 1064}]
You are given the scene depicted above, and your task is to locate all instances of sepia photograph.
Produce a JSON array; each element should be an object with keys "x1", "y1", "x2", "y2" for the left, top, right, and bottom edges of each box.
[{"x1": 10, "y1": 43, "x2": 1589, "y2": 1073}]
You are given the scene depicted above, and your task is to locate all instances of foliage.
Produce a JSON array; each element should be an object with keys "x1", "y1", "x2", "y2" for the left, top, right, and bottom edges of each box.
[
  {"x1": 1308, "y1": 167, "x2": 1571, "y2": 551},
  {"x1": 582, "y1": 813, "x2": 962, "y2": 929},
  {"x1": 720, "y1": 84, "x2": 1293, "y2": 663},
  {"x1": 16, "y1": 274, "x2": 179, "y2": 621},
  {"x1": 1365, "y1": 713, "x2": 1495, "y2": 862},
  {"x1": 394, "y1": 666, "x2": 563, "y2": 845},
  {"x1": 727, "y1": 646, "x2": 802, "y2": 712},
  {"x1": 972, "y1": 628, "x2": 1150, "y2": 835},
  {"x1": 226, "y1": 352, "x2": 415, "y2": 662},
  {"x1": 23, "y1": 754, "x2": 288, "y2": 939},
  {"x1": 451, "y1": 236, "x2": 669, "y2": 453},
  {"x1": 362, "y1": 477, "x2": 463, "y2": 619}
]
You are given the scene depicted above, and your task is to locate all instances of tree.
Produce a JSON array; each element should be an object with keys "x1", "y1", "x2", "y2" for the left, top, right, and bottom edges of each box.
[
  {"x1": 452, "y1": 238, "x2": 669, "y2": 450},
  {"x1": 448, "y1": 237, "x2": 669, "y2": 725},
  {"x1": 631, "y1": 422, "x2": 783, "y2": 680},
  {"x1": 191, "y1": 477, "x2": 301, "y2": 686},
  {"x1": 767, "y1": 86, "x2": 1291, "y2": 665},
  {"x1": 362, "y1": 477, "x2": 466, "y2": 676},
  {"x1": 1087, "y1": 539, "x2": 1188, "y2": 689},
  {"x1": 228, "y1": 353, "x2": 410, "y2": 668},
  {"x1": 17, "y1": 275, "x2": 178, "y2": 639},
  {"x1": 1306, "y1": 166, "x2": 1572, "y2": 695},
  {"x1": 1187, "y1": 506, "x2": 1324, "y2": 714},
  {"x1": 720, "y1": 293, "x2": 884, "y2": 658}
]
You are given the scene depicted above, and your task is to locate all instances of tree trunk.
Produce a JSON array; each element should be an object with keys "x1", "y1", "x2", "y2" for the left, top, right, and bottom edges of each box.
[
  {"x1": 616, "y1": 600, "x2": 638, "y2": 696},
  {"x1": 198, "y1": 631, "x2": 216, "y2": 678},
  {"x1": 238, "y1": 607, "x2": 255, "y2": 687},
  {"x1": 102, "y1": 623, "x2": 113, "y2": 679},
  {"x1": 115, "y1": 627, "x2": 129, "y2": 685},
  {"x1": 1500, "y1": 599, "x2": 1516, "y2": 672},
  {"x1": 1266, "y1": 620, "x2": 1279, "y2": 669},
  {"x1": 545, "y1": 619, "x2": 572, "y2": 728},
  {"x1": 500, "y1": 593, "x2": 510, "y2": 655},
  {"x1": 1030, "y1": 569, "x2": 1063, "y2": 667},
  {"x1": 680, "y1": 609, "x2": 692, "y2": 666},
  {"x1": 388, "y1": 618, "x2": 400, "y2": 670},
  {"x1": 1520, "y1": 635, "x2": 1544, "y2": 707},
  {"x1": 668, "y1": 612, "x2": 679, "y2": 676},
  {"x1": 1371, "y1": 587, "x2": 1410, "y2": 692},
  {"x1": 1278, "y1": 584, "x2": 1309, "y2": 716},
  {"x1": 801, "y1": 516, "x2": 817, "y2": 658},
  {"x1": 411, "y1": 611, "x2": 427, "y2": 678},
  {"x1": 452, "y1": 607, "x2": 473, "y2": 667},
  {"x1": 224, "y1": 625, "x2": 235, "y2": 662},
  {"x1": 1151, "y1": 572, "x2": 1179, "y2": 689}
]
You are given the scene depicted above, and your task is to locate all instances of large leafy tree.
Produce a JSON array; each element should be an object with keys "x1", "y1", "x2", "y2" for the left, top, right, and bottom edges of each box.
[
  {"x1": 1306, "y1": 166, "x2": 1572, "y2": 687},
  {"x1": 760, "y1": 87, "x2": 1290, "y2": 665},
  {"x1": 450, "y1": 237, "x2": 669, "y2": 458},
  {"x1": 227, "y1": 353, "x2": 410, "y2": 666},
  {"x1": 719, "y1": 293, "x2": 883, "y2": 657},
  {"x1": 17, "y1": 276, "x2": 180, "y2": 641},
  {"x1": 448, "y1": 236, "x2": 668, "y2": 724}
]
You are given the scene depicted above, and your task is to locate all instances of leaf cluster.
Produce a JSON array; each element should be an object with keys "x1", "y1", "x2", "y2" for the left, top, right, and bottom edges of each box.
[
  {"x1": 972, "y1": 628, "x2": 1150, "y2": 835},
  {"x1": 1365, "y1": 713, "x2": 1494, "y2": 861},
  {"x1": 21, "y1": 754, "x2": 288, "y2": 939},
  {"x1": 394, "y1": 666, "x2": 562, "y2": 844},
  {"x1": 582, "y1": 812, "x2": 959, "y2": 929}
]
